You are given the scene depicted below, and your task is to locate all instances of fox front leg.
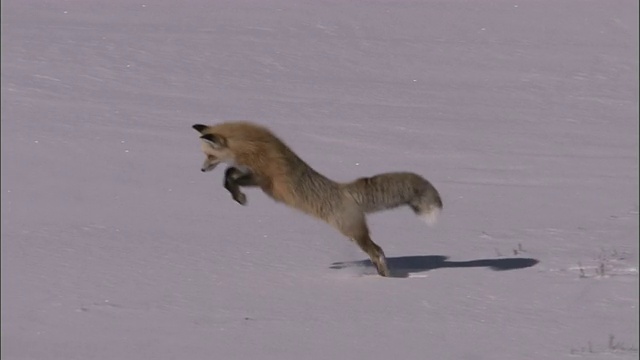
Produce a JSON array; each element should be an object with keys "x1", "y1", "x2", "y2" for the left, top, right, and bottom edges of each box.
[{"x1": 224, "y1": 167, "x2": 258, "y2": 205}]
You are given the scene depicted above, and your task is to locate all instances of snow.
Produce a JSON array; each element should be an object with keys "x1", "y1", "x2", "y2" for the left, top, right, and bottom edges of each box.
[{"x1": 1, "y1": 0, "x2": 638, "y2": 359}]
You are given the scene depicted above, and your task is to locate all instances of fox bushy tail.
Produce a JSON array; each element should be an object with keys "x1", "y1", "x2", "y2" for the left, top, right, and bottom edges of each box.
[{"x1": 343, "y1": 172, "x2": 443, "y2": 225}]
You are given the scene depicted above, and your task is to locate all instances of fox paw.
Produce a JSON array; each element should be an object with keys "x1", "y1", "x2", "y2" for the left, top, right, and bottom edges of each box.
[
  {"x1": 375, "y1": 264, "x2": 391, "y2": 277},
  {"x1": 233, "y1": 192, "x2": 247, "y2": 205}
]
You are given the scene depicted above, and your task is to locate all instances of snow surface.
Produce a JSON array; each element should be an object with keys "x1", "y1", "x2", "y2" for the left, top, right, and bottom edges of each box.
[{"x1": 1, "y1": 1, "x2": 638, "y2": 359}]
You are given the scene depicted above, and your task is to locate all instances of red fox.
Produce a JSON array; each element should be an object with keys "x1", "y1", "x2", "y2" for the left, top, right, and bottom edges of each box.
[{"x1": 193, "y1": 122, "x2": 442, "y2": 277}]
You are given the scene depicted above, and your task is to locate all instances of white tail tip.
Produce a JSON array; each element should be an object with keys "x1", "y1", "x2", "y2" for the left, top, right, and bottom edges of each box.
[{"x1": 420, "y1": 207, "x2": 441, "y2": 227}]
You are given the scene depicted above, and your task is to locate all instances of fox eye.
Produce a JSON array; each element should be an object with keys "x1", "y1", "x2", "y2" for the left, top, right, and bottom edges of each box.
[{"x1": 207, "y1": 155, "x2": 216, "y2": 160}]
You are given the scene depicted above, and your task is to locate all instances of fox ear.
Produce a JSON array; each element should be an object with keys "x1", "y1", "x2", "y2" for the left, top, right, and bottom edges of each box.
[
  {"x1": 192, "y1": 124, "x2": 208, "y2": 133},
  {"x1": 200, "y1": 134, "x2": 227, "y2": 148}
]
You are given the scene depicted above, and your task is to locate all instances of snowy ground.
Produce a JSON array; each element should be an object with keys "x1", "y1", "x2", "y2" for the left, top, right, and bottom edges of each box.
[{"x1": 1, "y1": 1, "x2": 638, "y2": 359}]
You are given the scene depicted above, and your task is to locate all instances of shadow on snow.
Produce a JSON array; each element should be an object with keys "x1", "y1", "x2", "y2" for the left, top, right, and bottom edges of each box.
[{"x1": 330, "y1": 255, "x2": 540, "y2": 278}]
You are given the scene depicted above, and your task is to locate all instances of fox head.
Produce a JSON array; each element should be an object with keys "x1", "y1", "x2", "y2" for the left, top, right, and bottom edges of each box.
[{"x1": 192, "y1": 124, "x2": 233, "y2": 172}]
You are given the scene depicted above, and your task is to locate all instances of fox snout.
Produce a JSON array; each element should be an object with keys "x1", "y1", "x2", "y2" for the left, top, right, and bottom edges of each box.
[{"x1": 201, "y1": 156, "x2": 220, "y2": 172}]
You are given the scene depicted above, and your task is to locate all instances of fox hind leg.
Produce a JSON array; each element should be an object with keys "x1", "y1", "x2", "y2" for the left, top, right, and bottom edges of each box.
[
  {"x1": 337, "y1": 216, "x2": 390, "y2": 277},
  {"x1": 356, "y1": 233, "x2": 390, "y2": 277}
]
